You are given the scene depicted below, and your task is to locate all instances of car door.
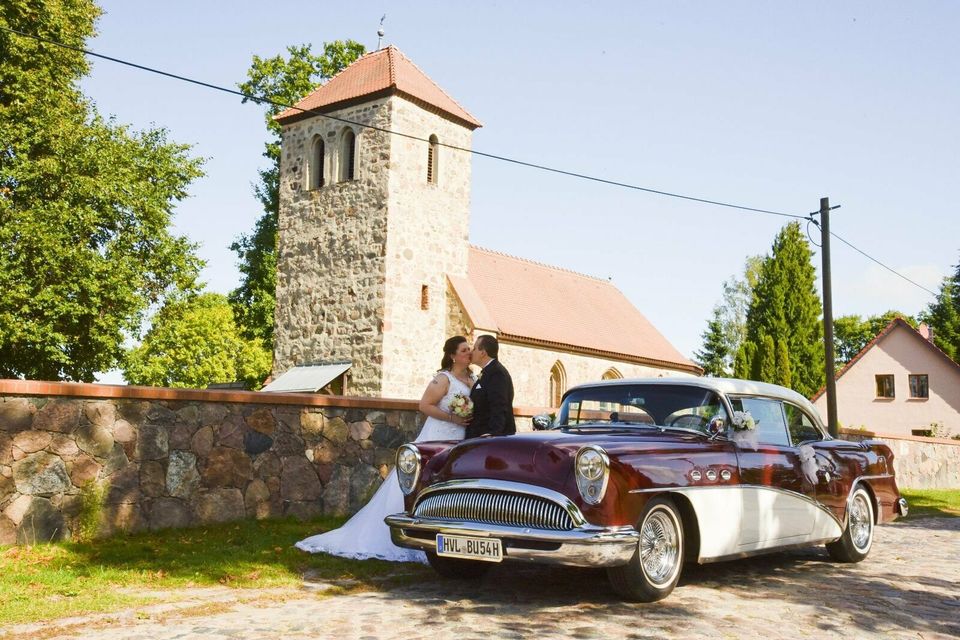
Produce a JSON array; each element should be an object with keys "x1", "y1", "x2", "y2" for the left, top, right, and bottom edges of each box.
[{"x1": 729, "y1": 396, "x2": 816, "y2": 548}]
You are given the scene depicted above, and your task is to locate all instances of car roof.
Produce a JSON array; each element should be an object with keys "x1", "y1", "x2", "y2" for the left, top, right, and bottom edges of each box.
[{"x1": 565, "y1": 377, "x2": 825, "y2": 427}]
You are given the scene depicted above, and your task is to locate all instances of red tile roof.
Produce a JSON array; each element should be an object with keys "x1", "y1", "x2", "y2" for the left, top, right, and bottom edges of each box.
[
  {"x1": 451, "y1": 247, "x2": 700, "y2": 373},
  {"x1": 810, "y1": 317, "x2": 960, "y2": 401},
  {"x1": 275, "y1": 46, "x2": 481, "y2": 129}
]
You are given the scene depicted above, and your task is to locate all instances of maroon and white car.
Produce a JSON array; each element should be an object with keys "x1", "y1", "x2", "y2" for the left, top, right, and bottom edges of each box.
[{"x1": 385, "y1": 377, "x2": 907, "y2": 601}]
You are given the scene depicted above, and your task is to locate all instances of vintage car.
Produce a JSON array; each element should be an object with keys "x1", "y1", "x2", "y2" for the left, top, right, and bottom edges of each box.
[{"x1": 385, "y1": 377, "x2": 907, "y2": 601}]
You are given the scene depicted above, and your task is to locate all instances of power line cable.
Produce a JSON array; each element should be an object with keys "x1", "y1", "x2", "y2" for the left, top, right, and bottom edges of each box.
[
  {"x1": 1, "y1": 26, "x2": 940, "y2": 299},
  {"x1": 829, "y1": 230, "x2": 939, "y2": 297},
  {"x1": 1, "y1": 25, "x2": 807, "y2": 220}
]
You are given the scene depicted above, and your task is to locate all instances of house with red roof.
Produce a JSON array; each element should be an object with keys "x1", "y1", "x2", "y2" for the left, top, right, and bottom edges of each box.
[
  {"x1": 812, "y1": 318, "x2": 960, "y2": 437},
  {"x1": 268, "y1": 46, "x2": 699, "y2": 406}
]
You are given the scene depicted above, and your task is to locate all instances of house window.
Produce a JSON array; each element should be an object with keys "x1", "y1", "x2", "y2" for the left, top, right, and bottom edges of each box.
[
  {"x1": 338, "y1": 129, "x2": 356, "y2": 182},
  {"x1": 420, "y1": 285, "x2": 429, "y2": 310},
  {"x1": 875, "y1": 375, "x2": 895, "y2": 399},
  {"x1": 309, "y1": 136, "x2": 324, "y2": 189},
  {"x1": 549, "y1": 361, "x2": 566, "y2": 408},
  {"x1": 909, "y1": 374, "x2": 929, "y2": 399},
  {"x1": 427, "y1": 134, "x2": 438, "y2": 184}
]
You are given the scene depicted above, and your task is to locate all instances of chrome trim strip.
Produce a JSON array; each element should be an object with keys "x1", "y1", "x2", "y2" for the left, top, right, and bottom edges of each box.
[
  {"x1": 384, "y1": 513, "x2": 640, "y2": 568},
  {"x1": 415, "y1": 479, "x2": 589, "y2": 528},
  {"x1": 629, "y1": 484, "x2": 843, "y2": 529}
]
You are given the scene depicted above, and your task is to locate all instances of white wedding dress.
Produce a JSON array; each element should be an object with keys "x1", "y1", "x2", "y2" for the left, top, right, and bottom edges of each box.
[{"x1": 295, "y1": 371, "x2": 471, "y2": 562}]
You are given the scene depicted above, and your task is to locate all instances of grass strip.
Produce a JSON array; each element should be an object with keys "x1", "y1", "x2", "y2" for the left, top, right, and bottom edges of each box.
[
  {"x1": 900, "y1": 488, "x2": 960, "y2": 519},
  {"x1": 0, "y1": 515, "x2": 431, "y2": 626}
]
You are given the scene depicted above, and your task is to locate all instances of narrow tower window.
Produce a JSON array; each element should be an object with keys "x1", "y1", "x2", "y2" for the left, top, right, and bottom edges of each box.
[
  {"x1": 549, "y1": 361, "x2": 566, "y2": 407},
  {"x1": 339, "y1": 129, "x2": 356, "y2": 182},
  {"x1": 421, "y1": 285, "x2": 429, "y2": 310},
  {"x1": 427, "y1": 134, "x2": 438, "y2": 184},
  {"x1": 310, "y1": 137, "x2": 325, "y2": 189}
]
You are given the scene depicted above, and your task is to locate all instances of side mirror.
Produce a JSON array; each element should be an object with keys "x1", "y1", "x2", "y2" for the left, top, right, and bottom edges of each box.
[
  {"x1": 707, "y1": 415, "x2": 726, "y2": 437},
  {"x1": 532, "y1": 414, "x2": 553, "y2": 431}
]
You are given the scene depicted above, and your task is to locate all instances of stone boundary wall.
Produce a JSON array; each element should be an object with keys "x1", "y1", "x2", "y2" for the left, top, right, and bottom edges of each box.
[
  {"x1": 839, "y1": 427, "x2": 960, "y2": 490},
  {"x1": 0, "y1": 380, "x2": 549, "y2": 546}
]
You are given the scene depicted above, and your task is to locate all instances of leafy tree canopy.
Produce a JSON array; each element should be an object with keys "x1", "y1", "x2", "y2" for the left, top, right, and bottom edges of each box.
[
  {"x1": 921, "y1": 268, "x2": 960, "y2": 361},
  {"x1": 124, "y1": 293, "x2": 270, "y2": 389},
  {"x1": 833, "y1": 311, "x2": 916, "y2": 366},
  {"x1": 229, "y1": 41, "x2": 365, "y2": 346},
  {"x1": 0, "y1": 0, "x2": 204, "y2": 381}
]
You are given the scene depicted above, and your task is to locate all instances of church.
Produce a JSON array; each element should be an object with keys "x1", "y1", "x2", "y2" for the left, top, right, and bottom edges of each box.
[{"x1": 267, "y1": 46, "x2": 700, "y2": 406}]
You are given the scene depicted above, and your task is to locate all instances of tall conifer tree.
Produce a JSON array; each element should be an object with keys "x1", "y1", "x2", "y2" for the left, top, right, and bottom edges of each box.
[
  {"x1": 695, "y1": 307, "x2": 729, "y2": 376},
  {"x1": 745, "y1": 222, "x2": 823, "y2": 397}
]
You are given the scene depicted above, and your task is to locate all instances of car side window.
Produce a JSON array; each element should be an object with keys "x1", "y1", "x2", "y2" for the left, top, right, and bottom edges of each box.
[
  {"x1": 729, "y1": 397, "x2": 790, "y2": 447},
  {"x1": 784, "y1": 403, "x2": 823, "y2": 445}
]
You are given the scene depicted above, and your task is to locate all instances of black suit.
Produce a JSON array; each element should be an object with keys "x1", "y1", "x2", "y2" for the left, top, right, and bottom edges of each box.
[{"x1": 468, "y1": 359, "x2": 516, "y2": 438}]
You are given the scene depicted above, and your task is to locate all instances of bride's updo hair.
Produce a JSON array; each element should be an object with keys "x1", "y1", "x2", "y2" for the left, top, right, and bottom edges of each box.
[{"x1": 440, "y1": 335, "x2": 468, "y2": 371}]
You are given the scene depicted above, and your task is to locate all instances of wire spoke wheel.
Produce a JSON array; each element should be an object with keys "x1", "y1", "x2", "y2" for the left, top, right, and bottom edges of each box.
[
  {"x1": 638, "y1": 507, "x2": 681, "y2": 587},
  {"x1": 608, "y1": 498, "x2": 684, "y2": 601},
  {"x1": 849, "y1": 492, "x2": 873, "y2": 552},
  {"x1": 826, "y1": 486, "x2": 874, "y2": 563}
]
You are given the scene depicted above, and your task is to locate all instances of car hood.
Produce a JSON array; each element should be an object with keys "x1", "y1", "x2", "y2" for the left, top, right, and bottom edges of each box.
[{"x1": 430, "y1": 428, "x2": 707, "y2": 492}]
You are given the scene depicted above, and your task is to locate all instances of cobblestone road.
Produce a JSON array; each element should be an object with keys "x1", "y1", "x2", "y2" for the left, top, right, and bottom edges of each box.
[{"x1": 4, "y1": 518, "x2": 958, "y2": 640}]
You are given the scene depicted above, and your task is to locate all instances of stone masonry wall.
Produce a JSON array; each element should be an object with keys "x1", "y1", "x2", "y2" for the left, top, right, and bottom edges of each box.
[
  {"x1": 380, "y1": 96, "x2": 474, "y2": 399},
  {"x1": 0, "y1": 381, "x2": 423, "y2": 545},
  {"x1": 274, "y1": 100, "x2": 393, "y2": 395},
  {"x1": 840, "y1": 428, "x2": 960, "y2": 490}
]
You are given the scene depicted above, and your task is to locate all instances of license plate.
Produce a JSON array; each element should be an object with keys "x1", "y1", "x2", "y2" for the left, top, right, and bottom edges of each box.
[{"x1": 435, "y1": 534, "x2": 503, "y2": 562}]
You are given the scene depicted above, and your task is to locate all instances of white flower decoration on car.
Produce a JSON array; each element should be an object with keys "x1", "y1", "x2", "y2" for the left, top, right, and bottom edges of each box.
[{"x1": 731, "y1": 410, "x2": 756, "y2": 431}]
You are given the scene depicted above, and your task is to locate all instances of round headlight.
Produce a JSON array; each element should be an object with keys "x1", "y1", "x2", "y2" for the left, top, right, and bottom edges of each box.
[
  {"x1": 577, "y1": 448, "x2": 605, "y2": 480},
  {"x1": 397, "y1": 446, "x2": 419, "y2": 474}
]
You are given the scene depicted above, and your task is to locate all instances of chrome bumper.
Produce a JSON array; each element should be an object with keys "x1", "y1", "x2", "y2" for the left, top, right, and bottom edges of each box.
[{"x1": 384, "y1": 514, "x2": 640, "y2": 567}]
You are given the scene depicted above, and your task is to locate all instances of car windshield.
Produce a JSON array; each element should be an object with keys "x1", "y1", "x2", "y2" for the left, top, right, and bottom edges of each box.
[{"x1": 557, "y1": 384, "x2": 728, "y2": 433}]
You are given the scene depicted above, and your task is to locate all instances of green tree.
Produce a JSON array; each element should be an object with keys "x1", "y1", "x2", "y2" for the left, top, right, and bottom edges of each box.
[
  {"x1": 751, "y1": 334, "x2": 776, "y2": 383},
  {"x1": 124, "y1": 293, "x2": 270, "y2": 389},
  {"x1": 694, "y1": 307, "x2": 729, "y2": 376},
  {"x1": 0, "y1": 1, "x2": 203, "y2": 381},
  {"x1": 746, "y1": 222, "x2": 823, "y2": 397},
  {"x1": 230, "y1": 41, "x2": 365, "y2": 347},
  {"x1": 834, "y1": 311, "x2": 916, "y2": 366},
  {"x1": 922, "y1": 277, "x2": 960, "y2": 361},
  {"x1": 774, "y1": 338, "x2": 792, "y2": 388},
  {"x1": 734, "y1": 341, "x2": 756, "y2": 380}
]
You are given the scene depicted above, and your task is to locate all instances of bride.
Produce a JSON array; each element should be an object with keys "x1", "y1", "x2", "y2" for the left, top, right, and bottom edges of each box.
[{"x1": 295, "y1": 336, "x2": 475, "y2": 562}]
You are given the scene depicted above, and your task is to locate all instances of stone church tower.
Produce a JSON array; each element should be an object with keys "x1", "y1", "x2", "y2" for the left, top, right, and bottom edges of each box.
[{"x1": 272, "y1": 47, "x2": 483, "y2": 397}]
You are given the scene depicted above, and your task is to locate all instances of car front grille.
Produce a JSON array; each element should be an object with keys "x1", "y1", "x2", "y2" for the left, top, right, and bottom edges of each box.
[{"x1": 413, "y1": 489, "x2": 575, "y2": 531}]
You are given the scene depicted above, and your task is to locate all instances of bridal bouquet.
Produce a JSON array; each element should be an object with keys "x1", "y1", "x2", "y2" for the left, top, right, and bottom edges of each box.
[{"x1": 449, "y1": 393, "x2": 474, "y2": 419}]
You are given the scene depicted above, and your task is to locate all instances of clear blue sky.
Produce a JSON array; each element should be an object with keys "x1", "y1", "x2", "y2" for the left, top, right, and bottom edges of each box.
[{"x1": 81, "y1": 1, "x2": 958, "y2": 374}]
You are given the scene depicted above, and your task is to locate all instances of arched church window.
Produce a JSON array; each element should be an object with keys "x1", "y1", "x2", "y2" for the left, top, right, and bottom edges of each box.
[
  {"x1": 427, "y1": 134, "x2": 439, "y2": 184},
  {"x1": 338, "y1": 129, "x2": 356, "y2": 182},
  {"x1": 309, "y1": 136, "x2": 325, "y2": 189},
  {"x1": 601, "y1": 368, "x2": 622, "y2": 380},
  {"x1": 549, "y1": 361, "x2": 566, "y2": 408}
]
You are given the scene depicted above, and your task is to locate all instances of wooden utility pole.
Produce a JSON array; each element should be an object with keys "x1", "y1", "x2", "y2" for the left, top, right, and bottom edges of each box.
[{"x1": 819, "y1": 197, "x2": 839, "y2": 437}]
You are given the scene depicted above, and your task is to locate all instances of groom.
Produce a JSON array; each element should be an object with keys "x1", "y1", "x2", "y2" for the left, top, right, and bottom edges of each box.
[{"x1": 467, "y1": 334, "x2": 516, "y2": 438}]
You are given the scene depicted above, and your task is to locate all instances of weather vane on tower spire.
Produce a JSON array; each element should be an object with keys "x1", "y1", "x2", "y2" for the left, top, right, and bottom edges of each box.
[{"x1": 377, "y1": 14, "x2": 386, "y2": 50}]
